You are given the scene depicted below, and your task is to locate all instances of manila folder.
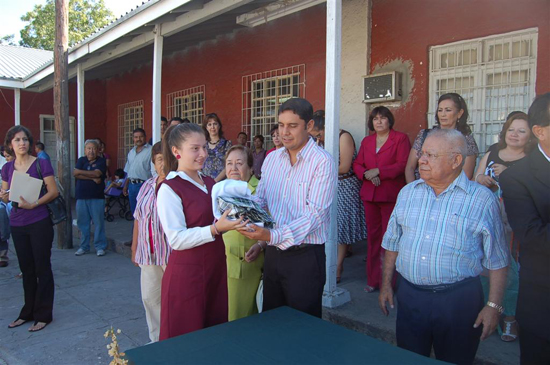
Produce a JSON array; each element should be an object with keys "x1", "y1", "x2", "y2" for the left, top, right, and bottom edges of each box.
[{"x1": 9, "y1": 170, "x2": 43, "y2": 204}]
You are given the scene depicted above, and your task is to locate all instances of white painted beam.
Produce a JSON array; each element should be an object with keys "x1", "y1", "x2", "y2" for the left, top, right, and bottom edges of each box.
[
  {"x1": 152, "y1": 25, "x2": 163, "y2": 144},
  {"x1": 237, "y1": 0, "x2": 325, "y2": 27},
  {"x1": 14, "y1": 89, "x2": 20, "y2": 125},
  {"x1": 161, "y1": 0, "x2": 254, "y2": 37},
  {"x1": 77, "y1": 64, "x2": 85, "y2": 157},
  {"x1": 0, "y1": 79, "x2": 25, "y2": 89},
  {"x1": 322, "y1": 0, "x2": 350, "y2": 309}
]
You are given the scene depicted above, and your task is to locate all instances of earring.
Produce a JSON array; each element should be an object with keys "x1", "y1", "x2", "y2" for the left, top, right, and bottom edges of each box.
[{"x1": 176, "y1": 154, "x2": 181, "y2": 160}]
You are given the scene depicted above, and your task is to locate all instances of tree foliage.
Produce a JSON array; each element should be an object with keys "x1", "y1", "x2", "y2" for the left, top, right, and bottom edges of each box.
[
  {"x1": 19, "y1": 0, "x2": 115, "y2": 50},
  {"x1": 0, "y1": 34, "x2": 17, "y2": 46}
]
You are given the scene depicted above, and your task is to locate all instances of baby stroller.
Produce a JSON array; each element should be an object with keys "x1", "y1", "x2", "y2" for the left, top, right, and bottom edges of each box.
[{"x1": 104, "y1": 173, "x2": 133, "y2": 222}]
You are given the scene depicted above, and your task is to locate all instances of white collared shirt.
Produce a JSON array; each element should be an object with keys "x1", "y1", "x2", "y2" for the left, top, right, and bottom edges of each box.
[
  {"x1": 538, "y1": 144, "x2": 550, "y2": 162},
  {"x1": 156, "y1": 170, "x2": 214, "y2": 251}
]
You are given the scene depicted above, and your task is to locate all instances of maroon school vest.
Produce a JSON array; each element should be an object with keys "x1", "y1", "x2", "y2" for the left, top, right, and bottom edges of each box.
[{"x1": 158, "y1": 175, "x2": 228, "y2": 340}]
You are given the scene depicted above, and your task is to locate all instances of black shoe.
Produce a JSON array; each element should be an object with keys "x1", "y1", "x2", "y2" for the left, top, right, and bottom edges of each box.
[
  {"x1": 124, "y1": 241, "x2": 132, "y2": 247},
  {"x1": 0, "y1": 261, "x2": 8, "y2": 268}
]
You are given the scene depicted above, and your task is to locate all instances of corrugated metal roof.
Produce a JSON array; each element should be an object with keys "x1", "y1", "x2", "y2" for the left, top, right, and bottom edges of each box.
[{"x1": 0, "y1": 45, "x2": 53, "y2": 80}]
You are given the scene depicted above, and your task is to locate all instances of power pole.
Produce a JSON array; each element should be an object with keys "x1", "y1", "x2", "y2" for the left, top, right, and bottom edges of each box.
[{"x1": 54, "y1": 0, "x2": 73, "y2": 249}]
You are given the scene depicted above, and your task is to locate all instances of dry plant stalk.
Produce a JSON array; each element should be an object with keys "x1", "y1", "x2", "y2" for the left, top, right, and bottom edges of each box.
[{"x1": 104, "y1": 327, "x2": 128, "y2": 365}]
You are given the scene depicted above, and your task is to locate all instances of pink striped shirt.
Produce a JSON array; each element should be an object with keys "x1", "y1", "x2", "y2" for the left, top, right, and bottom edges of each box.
[
  {"x1": 134, "y1": 176, "x2": 171, "y2": 265},
  {"x1": 256, "y1": 137, "x2": 336, "y2": 250}
]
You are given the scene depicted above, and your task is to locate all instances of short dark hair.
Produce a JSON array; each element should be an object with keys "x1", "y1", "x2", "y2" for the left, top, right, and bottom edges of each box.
[
  {"x1": 114, "y1": 168, "x2": 125, "y2": 179},
  {"x1": 312, "y1": 110, "x2": 325, "y2": 130},
  {"x1": 368, "y1": 106, "x2": 395, "y2": 131},
  {"x1": 151, "y1": 141, "x2": 163, "y2": 163},
  {"x1": 170, "y1": 117, "x2": 184, "y2": 124},
  {"x1": 270, "y1": 125, "x2": 279, "y2": 135},
  {"x1": 35, "y1": 142, "x2": 45, "y2": 151},
  {"x1": 182, "y1": 118, "x2": 191, "y2": 124},
  {"x1": 161, "y1": 116, "x2": 168, "y2": 122},
  {"x1": 238, "y1": 132, "x2": 248, "y2": 138},
  {"x1": 4, "y1": 125, "x2": 34, "y2": 156},
  {"x1": 202, "y1": 113, "x2": 225, "y2": 141},
  {"x1": 133, "y1": 128, "x2": 146, "y2": 136},
  {"x1": 278, "y1": 98, "x2": 313, "y2": 128},
  {"x1": 528, "y1": 92, "x2": 550, "y2": 129},
  {"x1": 253, "y1": 134, "x2": 264, "y2": 144},
  {"x1": 225, "y1": 145, "x2": 253, "y2": 168}
]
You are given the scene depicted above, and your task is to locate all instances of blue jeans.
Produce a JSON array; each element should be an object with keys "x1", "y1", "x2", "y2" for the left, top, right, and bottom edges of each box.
[
  {"x1": 128, "y1": 182, "x2": 143, "y2": 216},
  {"x1": 76, "y1": 199, "x2": 107, "y2": 251},
  {"x1": 0, "y1": 202, "x2": 10, "y2": 262}
]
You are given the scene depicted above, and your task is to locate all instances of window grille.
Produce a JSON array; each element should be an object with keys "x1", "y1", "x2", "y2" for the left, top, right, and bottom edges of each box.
[
  {"x1": 166, "y1": 85, "x2": 205, "y2": 124},
  {"x1": 242, "y1": 65, "x2": 305, "y2": 149},
  {"x1": 118, "y1": 100, "x2": 144, "y2": 168},
  {"x1": 428, "y1": 28, "x2": 537, "y2": 153}
]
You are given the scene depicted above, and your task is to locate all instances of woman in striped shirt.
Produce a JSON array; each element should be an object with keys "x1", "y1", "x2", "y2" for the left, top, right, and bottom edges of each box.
[{"x1": 130, "y1": 142, "x2": 171, "y2": 343}]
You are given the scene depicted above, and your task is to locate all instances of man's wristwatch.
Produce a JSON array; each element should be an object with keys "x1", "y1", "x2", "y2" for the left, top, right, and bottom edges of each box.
[{"x1": 486, "y1": 301, "x2": 504, "y2": 314}]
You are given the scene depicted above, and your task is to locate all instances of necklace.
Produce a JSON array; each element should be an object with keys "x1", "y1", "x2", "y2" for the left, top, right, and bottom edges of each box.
[{"x1": 209, "y1": 139, "x2": 220, "y2": 145}]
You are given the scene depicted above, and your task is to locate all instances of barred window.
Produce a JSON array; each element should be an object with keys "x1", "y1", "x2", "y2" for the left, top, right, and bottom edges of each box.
[
  {"x1": 428, "y1": 28, "x2": 537, "y2": 153},
  {"x1": 242, "y1": 65, "x2": 305, "y2": 149},
  {"x1": 166, "y1": 85, "x2": 205, "y2": 124},
  {"x1": 118, "y1": 100, "x2": 144, "y2": 168}
]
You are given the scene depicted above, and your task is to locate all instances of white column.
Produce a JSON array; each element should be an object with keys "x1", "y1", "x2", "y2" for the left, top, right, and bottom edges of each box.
[
  {"x1": 322, "y1": 0, "x2": 350, "y2": 308},
  {"x1": 152, "y1": 24, "x2": 163, "y2": 144},
  {"x1": 14, "y1": 89, "x2": 20, "y2": 125},
  {"x1": 77, "y1": 63, "x2": 85, "y2": 157}
]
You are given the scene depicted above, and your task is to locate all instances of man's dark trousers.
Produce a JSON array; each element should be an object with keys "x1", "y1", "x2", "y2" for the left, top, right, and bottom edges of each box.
[
  {"x1": 396, "y1": 275, "x2": 484, "y2": 365},
  {"x1": 263, "y1": 244, "x2": 325, "y2": 318}
]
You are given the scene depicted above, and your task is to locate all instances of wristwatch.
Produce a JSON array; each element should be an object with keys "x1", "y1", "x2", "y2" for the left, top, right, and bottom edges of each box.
[{"x1": 486, "y1": 301, "x2": 504, "y2": 314}]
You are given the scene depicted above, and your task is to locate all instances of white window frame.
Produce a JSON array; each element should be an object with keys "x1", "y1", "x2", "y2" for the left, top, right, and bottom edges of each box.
[
  {"x1": 242, "y1": 64, "x2": 305, "y2": 149},
  {"x1": 118, "y1": 100, "x2": 144, "y2": 168},
  {"x1": 166, "y1": 85, "x2": 205, "y2": 124},
  {"x1": 428, "y1": 28, "x2": 538, "y2": 153},
  {"x1": 39, "y1": 114, "x2": 76, "y2": 197}
]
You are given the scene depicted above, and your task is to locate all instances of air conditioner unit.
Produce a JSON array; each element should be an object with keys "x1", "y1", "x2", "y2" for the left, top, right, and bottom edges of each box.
[{"x1": 362, "y1": 72, "x2": 402, "y2": 103}]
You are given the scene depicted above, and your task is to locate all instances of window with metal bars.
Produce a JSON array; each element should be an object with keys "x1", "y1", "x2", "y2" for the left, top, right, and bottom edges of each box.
[
  {"x1": 166, "y1": 86, "x2": 205, "y2": 124},
  {"x1": 242, "y1": 65, "x2": 305, "y2": 149},
  {"x1": 428, "y1": 28, "x2": 537, "y2": 153},
  {"x1": 117, "y1": 100, "x2": 144, "y2": 168}
]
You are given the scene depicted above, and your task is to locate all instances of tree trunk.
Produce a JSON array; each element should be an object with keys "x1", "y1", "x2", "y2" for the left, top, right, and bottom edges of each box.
[{"x1": 54, "y1": 0, "x2": 73, "y2": 249}]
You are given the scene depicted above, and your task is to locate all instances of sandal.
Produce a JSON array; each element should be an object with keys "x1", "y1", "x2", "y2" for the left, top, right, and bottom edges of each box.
[
  {"x1": 364, "y1": 285, "x2": 377, "y2": 293},
  {"x1": 29, "y1": 321, "x2": 49, "y2": 332},
  {"x1": 501, "y1": 319, "x2": 518, "y2": 342},
  {"x1": 8, "y1": 319, "x2": 29, "y2": 329}
]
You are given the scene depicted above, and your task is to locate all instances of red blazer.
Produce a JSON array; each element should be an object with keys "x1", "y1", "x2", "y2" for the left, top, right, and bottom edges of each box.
[{"x1": 353, "y1": 129, "x2": 411, "y2": 203}]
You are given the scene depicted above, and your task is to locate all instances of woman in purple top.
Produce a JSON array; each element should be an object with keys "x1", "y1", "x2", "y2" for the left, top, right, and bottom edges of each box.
[
  {"x1": 251, "y1": 134, "x2": 266, "y2": 179},
  {"x1": 1, "y1": 126, "x2": 59, "y2": 332}
]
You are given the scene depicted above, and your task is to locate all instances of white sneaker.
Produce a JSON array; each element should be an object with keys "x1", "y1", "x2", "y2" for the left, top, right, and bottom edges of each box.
[
  {"x1": 96, "y1": 249, "x2": 106, "y2": 257},
  {"x1": 75, "y1": 249, "x2": 87, "y2": 256}
]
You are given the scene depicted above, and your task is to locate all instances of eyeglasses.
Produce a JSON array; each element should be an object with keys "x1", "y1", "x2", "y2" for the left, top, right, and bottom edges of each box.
[{"x1": 419, "y1": 151, "x2": 458, "y2": 161}]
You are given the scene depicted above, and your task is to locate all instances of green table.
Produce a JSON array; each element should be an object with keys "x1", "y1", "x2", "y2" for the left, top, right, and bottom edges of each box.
[{"x1": 126, "y1": 306, "x2": 442, "y2": 364}]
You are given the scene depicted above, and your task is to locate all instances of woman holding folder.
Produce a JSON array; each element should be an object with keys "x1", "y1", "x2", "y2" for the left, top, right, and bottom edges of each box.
[{"x1": 0, "y1": 125, "x2": 58, "y2": 332}]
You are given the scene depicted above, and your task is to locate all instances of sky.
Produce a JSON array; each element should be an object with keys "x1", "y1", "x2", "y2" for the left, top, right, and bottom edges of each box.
[{"x1": 0, "y1": 0, "x2": 145, "y2": 43}]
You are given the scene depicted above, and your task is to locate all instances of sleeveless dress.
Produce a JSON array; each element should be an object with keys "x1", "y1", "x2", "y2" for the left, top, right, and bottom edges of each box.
[
  {"x1": 337, "y1": 130, "x2": 367, "y2": 244},
  {"x1": 158, "y1": 176, "x2": 228, "y2": 340}
]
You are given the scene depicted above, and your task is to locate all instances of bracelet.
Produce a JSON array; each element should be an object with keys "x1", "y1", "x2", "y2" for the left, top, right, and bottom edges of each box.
[
  {"x1": 257, "y1": 242, "x2": 264, "y2": 251},
  {"x1": 474, "y1": 173, "x2": 484, "y2": 183},
  {"x1": 486, "y1": 301, "x2": 504, "y2": 314},
  {"x1": 212, "y1": 223, "x2": 220, "y2": 236}
]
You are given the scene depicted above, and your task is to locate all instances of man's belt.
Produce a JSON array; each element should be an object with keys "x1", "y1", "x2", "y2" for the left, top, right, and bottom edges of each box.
[
  {"x1": 129, "y1": 179, "x2": 145, "y2": 184},
  {"x1": 407, "y1": 276, "x2": 478, "y2": 293},
  {"x1": 276, "y1": 243, "x2": 323, "y2": 252}
]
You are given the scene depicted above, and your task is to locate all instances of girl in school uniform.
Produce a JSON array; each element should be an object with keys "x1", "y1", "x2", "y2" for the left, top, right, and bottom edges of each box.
[{"x1": 156, "y1": 123, "x2": 244, "y2": 340}]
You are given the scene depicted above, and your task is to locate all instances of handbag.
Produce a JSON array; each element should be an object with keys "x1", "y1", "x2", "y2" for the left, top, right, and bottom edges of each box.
[
  {"x1": 35, "y1": 159, "x2": 68, "y2": 225},
  {"x1": 256, "y1": 276, "x2": 263, "y2": 313}
]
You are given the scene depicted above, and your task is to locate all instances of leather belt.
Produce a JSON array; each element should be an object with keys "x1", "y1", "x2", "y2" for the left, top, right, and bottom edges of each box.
[
  {"x1": 129, "y1": 179, "x2": 145, "y2": 184},
  {"x1": 407, "y1": 276, "x2": 478, "y2": 293},
  {"x1": 276, "y1": 243, "x2": 320, "y2": 252}
]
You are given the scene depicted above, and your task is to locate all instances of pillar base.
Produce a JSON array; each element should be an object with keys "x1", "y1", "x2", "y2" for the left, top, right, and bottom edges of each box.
[{"x1": 322, "y1": 287, "x2": 351, "y2": 308}]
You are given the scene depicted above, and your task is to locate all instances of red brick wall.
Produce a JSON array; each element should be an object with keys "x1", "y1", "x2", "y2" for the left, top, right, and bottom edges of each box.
[{"x1": 370, "y1": 0, "x2": 550, "y2": 140}]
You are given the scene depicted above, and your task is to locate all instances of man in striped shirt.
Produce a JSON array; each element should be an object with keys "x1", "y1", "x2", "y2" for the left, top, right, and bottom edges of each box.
[
  {"x1": 238, "y1": 98, "x2": 336, "y2": 318},
  {"x1": 379, "y1": 129, "x2": 509, "y2": 364}
]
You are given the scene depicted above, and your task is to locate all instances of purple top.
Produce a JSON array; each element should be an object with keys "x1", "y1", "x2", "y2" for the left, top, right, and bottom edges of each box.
[{"x1": 1, "y1": 158, "x2": 54, "y2": 227}]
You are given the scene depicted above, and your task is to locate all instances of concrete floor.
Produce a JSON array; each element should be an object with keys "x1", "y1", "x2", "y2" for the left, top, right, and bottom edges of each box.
[{"x1": 0, "y1": 213, "x2": 520, "y2": 364}]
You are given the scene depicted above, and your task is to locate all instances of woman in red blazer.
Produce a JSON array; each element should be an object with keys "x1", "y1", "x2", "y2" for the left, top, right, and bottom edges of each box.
[{"x1": 353, "y1": 106, "x2": 411, "y2": 292}]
